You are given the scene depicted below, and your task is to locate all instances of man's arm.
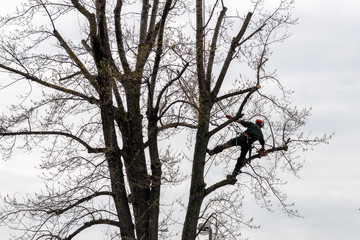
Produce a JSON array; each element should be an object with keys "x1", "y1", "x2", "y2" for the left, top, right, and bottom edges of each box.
[
  {"x1": 226, "y1": 115, "x2": 249, "y2": 126},
  {"x1": 259, "y1": 136, "x2": 265, "y2": 150}
]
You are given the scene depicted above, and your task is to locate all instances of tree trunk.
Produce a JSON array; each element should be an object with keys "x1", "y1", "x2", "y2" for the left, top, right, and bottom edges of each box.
[
  {"x1": 147, "y1": 117, "x2": 161, "y2": 240},
  {"x1": 99, "y1": 81, "x2": 136, "y2": 239},
  {"x1": 182, "y1": 0, "x2": 212, "y2": 238},
  {"x1": 119, "y1": 76, "x2": 151, "y2": 240},
  {"x1": 181, "y1": 122, "x2": 209, "y2": 239}
]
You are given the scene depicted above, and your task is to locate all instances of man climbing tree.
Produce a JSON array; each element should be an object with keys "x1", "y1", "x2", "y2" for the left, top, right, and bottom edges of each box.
[{"x1": 208, "y1": 116, "x2": 266, "y2": 176}]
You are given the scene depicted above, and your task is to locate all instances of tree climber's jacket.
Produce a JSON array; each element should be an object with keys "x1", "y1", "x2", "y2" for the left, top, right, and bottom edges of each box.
[{"x1": 240, "y1": 121, "x2": 265, "y2": 146}]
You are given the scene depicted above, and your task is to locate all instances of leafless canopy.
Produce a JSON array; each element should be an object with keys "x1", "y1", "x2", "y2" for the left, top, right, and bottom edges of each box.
[{"x1": 0, "y1": 0, "x2": 330, "y2": 239}]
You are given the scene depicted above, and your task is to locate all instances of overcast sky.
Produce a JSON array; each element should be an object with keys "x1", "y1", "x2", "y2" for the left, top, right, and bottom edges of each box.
[{"x1": 1, "y1": 0, "x2": 360, "y2": 240}]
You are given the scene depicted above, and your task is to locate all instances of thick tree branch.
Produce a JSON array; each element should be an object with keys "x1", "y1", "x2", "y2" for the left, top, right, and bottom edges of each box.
[
  {"x1": 236, "y1": 86, "x2": 258, "y2": 116},
  {"x1": 136, "y1": 0, "x2": 172, "y2": 74},
  {"x1": 114, "y1": 0, "x2": 131, "y2": 74},
  {"x1": 212, "y1": 12, "x2": 253, "y2": 97},
  {"x1": 0, "y1": 63, "x2": 99, "y2": 105},
  {"x1": 0, "y1": 131, "x2": 105, "y2": 153},
  {"x1": 95, "y1": 0, "x2": 114, "y2": 65},
  {"x1": 210, "y1": 85, "x2": 260, "y2": 138},
  {"x1": 63, "y1": 219, "x2": 120, "y2": 240},
  {"x1": 216, "y1": 85, "x2": 260, "y2": 102},
  {"x1": 238, "y1": 22, "x2": 266, "y2": 46},
  {"x1": 139, "y1": 0, "x2": 151, "y2": 47},
  {"x1": 52, "y1": 30, "x2": 99, "y2": 91},
  {"x1": 71, "y1": 0, "x2": 95, "y2": 21},
  {"x1": 149, "y1": 0, "x2": 174, "y2": 114},
  {"x1": 59, "y1": 71, "x2": 82, "y2": 81},
  {"x1": 134, "y1": 0, "x2": 164, "y2": 74},
  {"x1": 148, "y1": 0, "x2": 160, "y2": 35},
  {"x1": 204, "y1": 145, "x2": 288, "y2": 196},
  {"x1": 195, "y1": 0, "x2": 206, "y2": 94},
  {"x1": 206, "y1": 7, "x2": 227, "y2": 84}
]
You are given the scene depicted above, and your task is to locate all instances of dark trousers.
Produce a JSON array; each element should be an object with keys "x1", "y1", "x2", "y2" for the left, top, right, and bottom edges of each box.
[{"x1": 210, "y1": 135, "x2": 251, "y2": 174}]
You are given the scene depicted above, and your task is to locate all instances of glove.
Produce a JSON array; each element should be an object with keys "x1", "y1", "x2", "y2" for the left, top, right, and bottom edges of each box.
[
  {"x1": 258, "y1": 149, "x2": 268, "y2": 156},
  {"x1": 226, "y1": 115, "x2": 231, "y2": 119}
]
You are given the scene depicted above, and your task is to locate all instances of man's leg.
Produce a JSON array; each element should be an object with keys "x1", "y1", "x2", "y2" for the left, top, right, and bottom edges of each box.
[
  {"x1": 208, "y1": 136, "x2": 240, "y2": 156},
  {"x1": 232, "y1": 143, "x2": 250, "y2": 176}
]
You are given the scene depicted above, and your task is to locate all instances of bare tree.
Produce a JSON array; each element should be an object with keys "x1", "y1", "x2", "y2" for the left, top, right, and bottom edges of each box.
[{"x1": 0, "y1": 0, "x2": 330, "y2": 239}]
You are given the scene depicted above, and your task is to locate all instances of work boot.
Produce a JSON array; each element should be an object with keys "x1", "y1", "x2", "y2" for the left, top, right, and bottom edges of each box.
[{"x1": 207, "y1": 145, "x2": 224, "y2": 156}]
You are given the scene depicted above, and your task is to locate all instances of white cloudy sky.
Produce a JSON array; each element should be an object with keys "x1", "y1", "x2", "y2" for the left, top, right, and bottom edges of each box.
[{"x1": 1, "y1": 0, "x2": 360, "y2": 240}]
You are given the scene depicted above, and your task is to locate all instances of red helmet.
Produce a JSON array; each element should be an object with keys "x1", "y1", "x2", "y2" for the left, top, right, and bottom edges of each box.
[{"x1": 255, "y1": 119, "x2": 264, "y2": 127}]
